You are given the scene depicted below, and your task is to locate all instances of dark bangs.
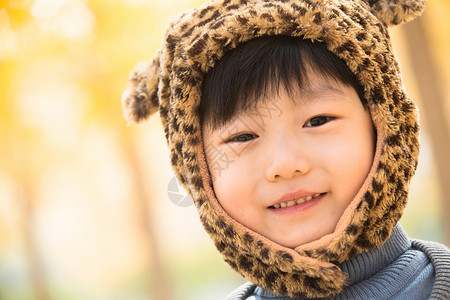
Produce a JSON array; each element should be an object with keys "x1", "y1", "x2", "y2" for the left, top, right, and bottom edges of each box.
[{"x1": 199, "y1": 35, "x2": 365, "y2": 129}]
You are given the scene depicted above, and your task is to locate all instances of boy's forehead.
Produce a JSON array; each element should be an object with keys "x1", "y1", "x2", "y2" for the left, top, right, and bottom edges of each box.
[{"x1": 259, "y1": 73, "x2": 351, "y2": 104}]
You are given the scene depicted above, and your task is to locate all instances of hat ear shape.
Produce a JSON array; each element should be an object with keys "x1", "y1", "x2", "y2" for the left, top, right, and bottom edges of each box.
[
  {"x1": 363, "y1": 0, "x2": 426, "y2": 26},
  {"x1": 122, "y1": 51, "x2": 161, "y2": 124}
]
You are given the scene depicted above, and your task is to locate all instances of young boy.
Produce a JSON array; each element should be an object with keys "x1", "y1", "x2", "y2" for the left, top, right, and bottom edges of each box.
[{"x1": 122, "y1": 0, "x2": 450, "y2": 298}]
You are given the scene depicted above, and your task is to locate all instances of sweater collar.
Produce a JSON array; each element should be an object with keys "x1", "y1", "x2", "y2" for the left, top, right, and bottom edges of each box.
[
  {"x1": 254, "y1": 225, "x2": 412, "y2": 298},
  {"x1": 339, "y1": 224, "x2": 411, "y2": 284}
]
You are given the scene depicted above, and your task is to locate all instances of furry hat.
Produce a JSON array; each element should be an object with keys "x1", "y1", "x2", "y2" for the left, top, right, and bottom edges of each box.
[{"x1": 122, "y1": 0, "x2": 425, "y2": 297}]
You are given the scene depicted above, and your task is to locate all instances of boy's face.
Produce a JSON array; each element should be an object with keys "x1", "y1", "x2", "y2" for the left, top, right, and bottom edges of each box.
[{"x1": 202, "y1": 72, "x2": 375, "y2": 248}]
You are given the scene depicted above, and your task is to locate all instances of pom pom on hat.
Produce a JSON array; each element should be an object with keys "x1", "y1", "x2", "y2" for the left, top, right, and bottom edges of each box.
[
  {"x1": 122, "y1": 52, "x2": 161, "y2": 124},
  {"x1": 363, "y1": 0, "x2": 426, "y2": 26}
]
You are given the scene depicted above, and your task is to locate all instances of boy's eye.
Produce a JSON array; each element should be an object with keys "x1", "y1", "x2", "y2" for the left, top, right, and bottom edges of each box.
[
  {"x1": 226, "y1": 133, "x2": 258, "y2": 143},
  {"x1": 304, "y1": 116, "x2": 334, "y2": 127}
]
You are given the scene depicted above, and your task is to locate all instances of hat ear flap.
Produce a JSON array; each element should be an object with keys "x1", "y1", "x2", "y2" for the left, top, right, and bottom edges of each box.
[
  {"x1": 363, "y1": 0, "x2": 426, "y2": 26},
  {"x1": 122, "y1": 51, "x2": 161, "y2": 124}
]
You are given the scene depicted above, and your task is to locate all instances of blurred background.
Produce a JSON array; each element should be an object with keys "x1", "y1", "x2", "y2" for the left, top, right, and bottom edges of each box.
[{"x1": 0, "y1": 0, "x2": 449, "y2": 299}]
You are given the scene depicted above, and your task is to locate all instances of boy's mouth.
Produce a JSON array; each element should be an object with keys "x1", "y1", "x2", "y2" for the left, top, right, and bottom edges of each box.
[{"x1": 268, "y1": 193, "x2": 323, "y2": 209}]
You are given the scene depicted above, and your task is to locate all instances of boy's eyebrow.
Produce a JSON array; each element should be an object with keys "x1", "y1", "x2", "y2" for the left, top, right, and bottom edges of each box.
[{"x1": 300, "y1": 83, "x2": 347, "y2": 101}]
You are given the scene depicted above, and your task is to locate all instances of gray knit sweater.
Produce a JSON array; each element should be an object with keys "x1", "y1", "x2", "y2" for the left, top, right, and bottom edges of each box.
[{"x1": 227, "y1": 226, "x2": 450, "y2": 300}]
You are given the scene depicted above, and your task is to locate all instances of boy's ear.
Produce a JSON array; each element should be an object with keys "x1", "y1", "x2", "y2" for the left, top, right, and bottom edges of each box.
[
  {"x1": 362, "y1": 0, "x2": 426, "y2": 26},
  {"x1": 122, "y1": 51, "x2": 161, "y2": 124}
]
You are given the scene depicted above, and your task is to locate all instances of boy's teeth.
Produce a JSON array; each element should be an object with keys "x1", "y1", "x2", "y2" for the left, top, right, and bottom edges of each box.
[
  {"x1": 287, "y1": 200, "x2": 296, "y2": 207},
  {"x1": 271, "y1": 193, "x2": 321, "y2": 209}
]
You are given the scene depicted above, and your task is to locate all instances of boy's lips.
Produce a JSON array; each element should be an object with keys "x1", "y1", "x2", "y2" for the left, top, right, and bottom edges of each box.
[{"x1": 268, "y1": 191, "x2": 325, "y2": 209}]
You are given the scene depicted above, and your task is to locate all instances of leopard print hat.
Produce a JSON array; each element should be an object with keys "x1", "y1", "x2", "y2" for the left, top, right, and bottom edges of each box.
[{"x1": 122, "y1": 0, "x2": 425, "y2": 297}]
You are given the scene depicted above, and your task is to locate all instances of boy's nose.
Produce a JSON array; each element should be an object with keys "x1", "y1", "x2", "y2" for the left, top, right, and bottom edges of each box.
[{"x1": 265, "y1": 137, "x2": 311, "y2": 181}]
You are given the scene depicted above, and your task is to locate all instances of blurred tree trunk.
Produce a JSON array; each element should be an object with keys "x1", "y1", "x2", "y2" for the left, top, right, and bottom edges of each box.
[
  {"x1": 121, "y1": 131, "x2": 173, "y2": 300},
  {"x1": 21, "y1": 184, "x2": 52, "y2": 300},
  {"x1": 14, "y1": 141, "x2": 52, "y2": 300},
  {"x1": 403, "y1": 19, "x2": 450, "y2": 245}
]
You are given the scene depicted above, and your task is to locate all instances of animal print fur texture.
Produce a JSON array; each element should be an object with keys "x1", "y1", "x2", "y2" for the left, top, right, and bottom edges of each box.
[{"x1": 122, "y1": 0, "x2": 424, "y2": 297}]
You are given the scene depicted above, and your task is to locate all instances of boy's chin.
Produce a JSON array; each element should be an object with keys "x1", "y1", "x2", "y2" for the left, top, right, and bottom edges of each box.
[{"x1": 271, "y1": 227, "x2": 336, "y2": 249}]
